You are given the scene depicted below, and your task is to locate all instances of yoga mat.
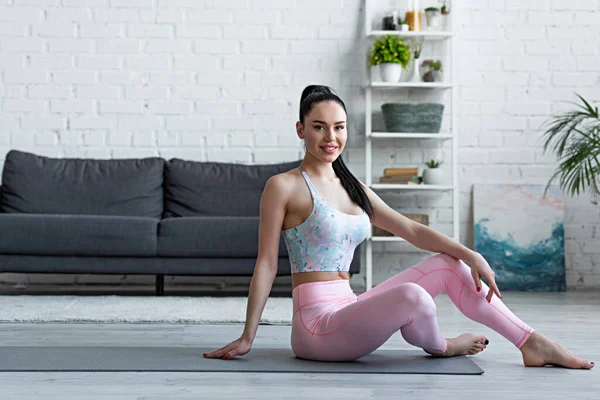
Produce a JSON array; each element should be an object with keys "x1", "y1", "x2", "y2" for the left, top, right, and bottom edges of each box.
[{"x1": 0, "y1": 347, "x2": 483, "y2": 375}]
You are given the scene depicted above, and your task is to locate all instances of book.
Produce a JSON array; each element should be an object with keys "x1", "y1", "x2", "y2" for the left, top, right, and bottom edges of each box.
[
  {"x1": 379, "y1": 175, "x2": 418, "y2": 184},
  {"x1": 384, "y1": 167, "x2": 419, "y2": 177},
  {"x1": 379, "y1": 177, "x2": 412, "y2": 184}
]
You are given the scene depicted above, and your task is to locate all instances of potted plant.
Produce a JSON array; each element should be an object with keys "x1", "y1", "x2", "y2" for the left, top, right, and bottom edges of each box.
[
  {"x1": 400, "y1": 18, "x2": 410, "y2": 32},
  {"x1": 422, "y1": 60, "x2": 443, "y2": 82},
  {"x1": 425, "y1": 7, "x2": 442, "y2": 30},
  {"x1": 368, "y1": 34, "x2": 411, "y2": 83},
  {"x1": 422, "y1": 159, "x2": 445, "y2": 185},
  {"x1": 406, "y1": 37, "x2": 423, "y2": 82},
  {"x1": 541, "y1": 94, "x2": 600, "y2": 200},
  {"x1": 441, "y1": 1, "x2": 451, "y2": 15},
  {"x1": 440, "y1": 1, "x2": 451, "y2": 29}
]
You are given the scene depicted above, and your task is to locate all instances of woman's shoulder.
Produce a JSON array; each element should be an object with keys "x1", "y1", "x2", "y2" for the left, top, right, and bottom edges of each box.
[{"x1": 263, "y1": 168, "x2": 303, "y2": 200}]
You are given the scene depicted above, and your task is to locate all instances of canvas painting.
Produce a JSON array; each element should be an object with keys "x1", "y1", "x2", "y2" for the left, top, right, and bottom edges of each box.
[{"x1": 473, "y1": 184, "x2": 566, "y2": 291}]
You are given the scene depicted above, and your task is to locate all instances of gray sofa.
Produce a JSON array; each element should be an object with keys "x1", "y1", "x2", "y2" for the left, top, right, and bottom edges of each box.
[{"x1": 0, "y1": 150, "x2": 361, "y2": 295}]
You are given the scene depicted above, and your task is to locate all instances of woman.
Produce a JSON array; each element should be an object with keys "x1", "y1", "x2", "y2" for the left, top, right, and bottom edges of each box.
[{"x1": 205, "y1": 85, "x2": 593, "y2": 368}]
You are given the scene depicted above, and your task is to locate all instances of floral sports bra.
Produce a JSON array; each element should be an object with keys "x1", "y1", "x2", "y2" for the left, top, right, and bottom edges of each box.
[{"x1": 282, "y1": 167, "x2": 370, "y2": 273}]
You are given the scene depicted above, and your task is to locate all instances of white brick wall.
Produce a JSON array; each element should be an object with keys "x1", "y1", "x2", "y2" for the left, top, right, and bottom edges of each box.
[
  {"x1": 0, "y1": 0, "x2": 599, "y2": 290},
  {"x1": 456, "y1": 0, "x2": 600, "y2": 290}
]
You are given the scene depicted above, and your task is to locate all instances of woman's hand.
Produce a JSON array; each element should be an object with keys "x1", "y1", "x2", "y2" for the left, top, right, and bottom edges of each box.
[
  {"x1": 469, "y1": 252, "x2": 502, "y2": 302},
  {"x1": 203, "y1": 336, "x2": 252, "y2": 360}
]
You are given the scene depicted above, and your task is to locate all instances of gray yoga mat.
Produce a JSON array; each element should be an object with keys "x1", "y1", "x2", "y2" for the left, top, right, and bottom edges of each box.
[{"x1": 0, "y1": 347, "x2": 483, "y2": 375}]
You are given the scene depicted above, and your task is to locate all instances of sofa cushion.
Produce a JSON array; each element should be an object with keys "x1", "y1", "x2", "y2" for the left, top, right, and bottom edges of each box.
[
  {"x1": 0, "y1": 214, "x2": 158, "y2": 256},
  {"x1": 0, "y1": 150, "x2": 164, "y2": 218},
  {"x1": 163, "y1": 159, "x2": 301, "y2": 217},
  {"x1": 157, "y1": 216, "x2": 288, "y2": 257}
]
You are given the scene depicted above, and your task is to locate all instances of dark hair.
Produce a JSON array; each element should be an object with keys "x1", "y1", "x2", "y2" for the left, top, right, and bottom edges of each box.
[{"x1": 299, "y1": 85, "x2": 374, "y2": 219}]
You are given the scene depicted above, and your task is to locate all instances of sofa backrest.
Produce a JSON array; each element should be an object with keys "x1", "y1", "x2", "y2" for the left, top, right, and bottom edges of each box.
[
  {"x1": 1, "y1": 150, "x2": 165, "y2": 218},
  {"x1": 164, "y1": 159, "x2": 302, "y2": 217}
]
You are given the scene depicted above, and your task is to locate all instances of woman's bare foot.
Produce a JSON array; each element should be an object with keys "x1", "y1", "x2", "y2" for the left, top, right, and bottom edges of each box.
[
  {"x1": 520, "y1": 331, "x2": 594, "y2": 369},
  {"x1": 426, "y1": 333, "x2": 488, "y2": 357}
]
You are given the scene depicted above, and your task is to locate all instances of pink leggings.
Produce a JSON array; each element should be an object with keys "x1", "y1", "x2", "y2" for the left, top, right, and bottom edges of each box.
[{"x1": 291, "y1": 254, "x2": 535, "y2": 361}]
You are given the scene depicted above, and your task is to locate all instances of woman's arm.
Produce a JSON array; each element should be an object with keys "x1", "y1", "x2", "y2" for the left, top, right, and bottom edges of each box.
[
  {"x1": 362, "y1": 183, "x2": 477, "y2": 264},
  {"x1": 204, "y1": 174, "x2": 290, "y2": 359},
  {"x1": 242, "y1": 174, "x2": 290, "y2": 343},
  {"x1": 361, "y1": 183, "x2": 502, "y2": 299},
  {"x1": 241, "y1": 261, "x2": 278, "y2": 343},
  {"x1": 404, "y1": 221, "x2": 478, "y2": 262}
]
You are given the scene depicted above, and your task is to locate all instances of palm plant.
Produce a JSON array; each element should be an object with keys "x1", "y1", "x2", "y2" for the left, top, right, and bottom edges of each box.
[{"x1": 541, "y1": 94, "x2": 600, "y2": 199}]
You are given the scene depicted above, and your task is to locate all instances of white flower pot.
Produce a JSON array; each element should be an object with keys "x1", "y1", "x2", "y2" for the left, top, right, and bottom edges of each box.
[
  {"x1": 433, "y1": 70, "x2": 443, "y2": 82},
  {"x1": 379, "y1": 63, "x2": 402, "y2": 83},
  {"x1": 422, "y1": 168, "x2": 445, "y2": 185},
  {"x1": 426, "y1": 11, "x2": 442, "y2": 30},
  {"x1": 442, "y1": 15, "x2": 451, "y2": 30}
]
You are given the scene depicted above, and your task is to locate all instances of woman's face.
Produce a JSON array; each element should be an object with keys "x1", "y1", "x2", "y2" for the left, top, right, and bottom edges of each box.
[{"x1": 297, "y1": 101, "x2": 347, "y2": 163}]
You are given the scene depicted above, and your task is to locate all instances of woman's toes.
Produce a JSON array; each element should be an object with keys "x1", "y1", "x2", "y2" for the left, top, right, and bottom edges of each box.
[{"x1": 466, "y1": 345, "x2": 483, "y2": 355}]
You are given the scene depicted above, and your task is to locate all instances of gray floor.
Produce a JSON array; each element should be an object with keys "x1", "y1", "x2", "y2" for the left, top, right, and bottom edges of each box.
[{"x1": 0, "y1": 291, "x2": 598, "y2": 400}]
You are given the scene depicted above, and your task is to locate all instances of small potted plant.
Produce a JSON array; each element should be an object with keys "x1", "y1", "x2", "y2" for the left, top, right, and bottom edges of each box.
[
  {"x1": 399, "y1": 18, "x2": 410, "y2": 32},
  {"x1": 406, "y1": 37, "x2": 423, "y2": 82},
  {"x1": 440, "y1": 1, "x2": 451, "y2": 29},
  {"x1": 368, "y1": 34, "x2": 411, "y2": 83},
  {"x1": 425, "y1": 7, "x2": 442, "y2": 30},
  {"x1": 422, "y1": 159, "x2": 445, "y2": 185},
  {"x1": 441, "y1": 1, "x2": 451, "y2": 15},
  {"x1": 422, "y1": 60, "x2": 443, "y2": 82}
]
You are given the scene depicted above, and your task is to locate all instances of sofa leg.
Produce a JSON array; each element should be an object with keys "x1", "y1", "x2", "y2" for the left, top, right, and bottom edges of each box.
[{"x1": 155, "y1": 275, "x2": 164, "y2": 296}]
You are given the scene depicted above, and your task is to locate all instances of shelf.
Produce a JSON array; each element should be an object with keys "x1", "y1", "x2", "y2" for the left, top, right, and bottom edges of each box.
[
  {"x1": 364, "y1": 0, "x2": 459, "y2": 292},
  {"x1": 370, "y1": 82, "x2": 453, "y2": 89},
  {"x1": 370, "y1": 132, "x2": 453, "y2": 139},
  {"x1": 370, "y1": 235, "x2": 458, "y2": 243},
  {"x1": 371, "y1": 236, "x2": 406, "y2": 242},
  {"x1": 370, "y1": 184, "x2": 454, "y2": 190},
  {"x1": 368, "y1": 30, "x2": 454, "y2": 40}
]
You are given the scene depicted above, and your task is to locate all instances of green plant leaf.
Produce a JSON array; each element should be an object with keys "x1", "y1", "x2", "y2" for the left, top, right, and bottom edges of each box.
[
  {"x1": 367, "y1": 35, "x2": 411, "y2": 68},
  {"x1": 542, "y1": 95, "x2": 600, "y2": 199}
]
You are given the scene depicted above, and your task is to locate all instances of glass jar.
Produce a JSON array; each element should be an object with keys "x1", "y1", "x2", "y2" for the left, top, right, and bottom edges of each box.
[{"x1": 405, "y1": 11, "x2": 422, "y2": 31}]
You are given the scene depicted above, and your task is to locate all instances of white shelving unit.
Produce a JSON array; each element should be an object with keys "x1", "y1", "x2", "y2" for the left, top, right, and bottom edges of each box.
[
  {"x1": 368, "y1": 30, "x2": 454, "y2": 40},
  {"x1": 371, "y1": 82, "x2": 453, "y2": 89},
  {"x1": 364, "y1": 1, "x2": 458, "y2": 290}
]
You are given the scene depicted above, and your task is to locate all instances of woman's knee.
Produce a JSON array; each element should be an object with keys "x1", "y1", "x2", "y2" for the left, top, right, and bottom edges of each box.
[
  {"x1": 393, "y1": 283, "x2": 437, "y2": 315},
  {"x1": 433, "y1": 253, "x2": 484, "y2": 292},
  {"x1": 435, "y1": 253, "x2": 470, "y2": 273},
  {"x1": 435, "y1": 253, "x2": 460, "y2": 266}
]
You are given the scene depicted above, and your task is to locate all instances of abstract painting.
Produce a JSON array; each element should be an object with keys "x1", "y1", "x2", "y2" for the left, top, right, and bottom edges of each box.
[{"x1": 473, "y1": 184, "x2": 565, "y2": 291}]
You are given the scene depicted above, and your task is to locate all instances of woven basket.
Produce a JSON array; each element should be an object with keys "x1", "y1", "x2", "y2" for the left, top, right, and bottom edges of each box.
[{"x1": 381, "y1": 103, "x2": 444, "y2": 133}]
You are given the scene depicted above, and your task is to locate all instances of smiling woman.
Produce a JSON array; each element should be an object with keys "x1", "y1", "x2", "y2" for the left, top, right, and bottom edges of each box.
[
  {"x1": 295, "y1": 85, "x2": 375, "y2": 219},
  {"x1": 203, "y1": 85, "x2": 594, "y2": 370}
]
